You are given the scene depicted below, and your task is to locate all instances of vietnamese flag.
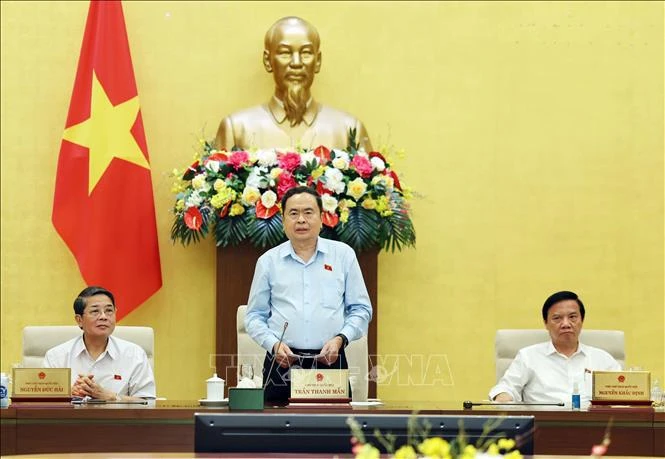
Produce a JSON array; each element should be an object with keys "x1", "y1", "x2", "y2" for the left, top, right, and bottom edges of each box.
[{"x1": 52, "y1": 0, "x2": 162, "y2": 320}]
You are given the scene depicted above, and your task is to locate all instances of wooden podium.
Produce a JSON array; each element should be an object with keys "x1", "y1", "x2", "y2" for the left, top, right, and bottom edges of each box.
[{"x1": 215, "y1": 243, "x2": 378, "y2": 397}]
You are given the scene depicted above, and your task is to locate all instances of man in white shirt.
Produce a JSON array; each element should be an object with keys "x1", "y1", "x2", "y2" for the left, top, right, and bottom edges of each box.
[
  {"x1": 489, "y1": 290, "x2": 620, "y2": 405},
  {"x1": 44, "y1": 286, "x2": 155, "y2": 400}
]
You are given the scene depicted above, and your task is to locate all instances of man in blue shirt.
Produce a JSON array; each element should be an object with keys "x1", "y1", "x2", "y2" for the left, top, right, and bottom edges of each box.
[{"x1": 245, "y1": 186, "x2": 373, "y2": 403}]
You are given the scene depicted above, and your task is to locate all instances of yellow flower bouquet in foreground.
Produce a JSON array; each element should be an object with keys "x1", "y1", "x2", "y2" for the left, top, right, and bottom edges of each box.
[{"x1": 347, "y1": 416, "x2": 523, "y2": 459}]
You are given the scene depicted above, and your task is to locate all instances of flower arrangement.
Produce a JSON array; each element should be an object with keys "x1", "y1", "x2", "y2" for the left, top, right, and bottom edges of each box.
[
  {"x1": 346, "y1": 416, "x2": 523, "y2": 459},
  {"x1": 170, "y1": 130, "x2": 416, "y2": 252}
]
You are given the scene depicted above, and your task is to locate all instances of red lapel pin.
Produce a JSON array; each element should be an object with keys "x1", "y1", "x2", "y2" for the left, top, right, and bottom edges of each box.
[{"x1": 324, "y1": 264, "x2": 333, "y2": 271}]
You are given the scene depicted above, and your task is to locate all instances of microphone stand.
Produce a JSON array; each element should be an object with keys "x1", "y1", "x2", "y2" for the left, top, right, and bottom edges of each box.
[{"x1": 263, "y1": 322, "x2": 289, "y2": 391}]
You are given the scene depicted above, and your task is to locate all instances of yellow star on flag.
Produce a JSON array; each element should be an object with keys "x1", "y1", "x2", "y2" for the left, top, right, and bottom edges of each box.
[{"x1": 63, "y1": 70, "x2": 150, "y2": 194}]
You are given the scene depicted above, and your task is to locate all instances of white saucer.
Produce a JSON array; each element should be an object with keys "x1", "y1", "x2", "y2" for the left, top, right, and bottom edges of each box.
[{"x1": 199, "y1": 398, "x2": 229, "y2": 407}]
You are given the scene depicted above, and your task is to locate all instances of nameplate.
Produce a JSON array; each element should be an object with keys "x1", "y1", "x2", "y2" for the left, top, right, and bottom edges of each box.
[
  {"x1": 290, "y1": 369, "x2": 349, "y2": 401},
  {"x1": 592, "y1": 370, "x2": 650, "y2": 402},
  {"x1": 12, "y1": 368, "x2": 71, "y2": 398}
]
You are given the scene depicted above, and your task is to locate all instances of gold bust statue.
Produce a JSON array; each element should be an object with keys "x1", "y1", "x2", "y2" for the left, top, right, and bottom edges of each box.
[{"x1": 215, "y1": 16, "x2": 372, "y2": 152}]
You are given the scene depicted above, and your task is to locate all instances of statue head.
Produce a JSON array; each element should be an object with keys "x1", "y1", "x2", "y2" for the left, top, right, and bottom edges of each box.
[{"x1": 263, "y1": 17, "x2": 322, "y2": 126}]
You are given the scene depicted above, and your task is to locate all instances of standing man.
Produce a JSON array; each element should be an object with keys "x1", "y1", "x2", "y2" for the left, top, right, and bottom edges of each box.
[
  {"x1": 216, "y1": 16, "x2": 372, "y2": 152},
  {"x1": 44, "y1": 286, "x2": 155, "y2": 400},
  {"x1": 489, "y1": 291, "x2": 620, "y2": 405},
  {"x1": 245, "y1": 186, "x2": 372, "y2": 403}
]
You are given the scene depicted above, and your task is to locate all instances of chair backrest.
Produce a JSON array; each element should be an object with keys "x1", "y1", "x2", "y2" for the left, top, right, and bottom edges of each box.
[
  {"x1": 495, "y1": 329, "x2": 625, "y2": 382},
  {"x1": 236, "y1": 305, "x2": 369, "y2": 401},
  {"x1": 22, "y1": 325, "x2": 154, "y2": 369}
]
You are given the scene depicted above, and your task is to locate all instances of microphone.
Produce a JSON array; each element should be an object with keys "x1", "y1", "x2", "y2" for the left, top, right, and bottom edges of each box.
[
  {"x1": 463, "y1": 400, "x2": 565, "y2": 409},
  {"x1": 263, "y1": 321, "x2": 289, "y2": 390}
]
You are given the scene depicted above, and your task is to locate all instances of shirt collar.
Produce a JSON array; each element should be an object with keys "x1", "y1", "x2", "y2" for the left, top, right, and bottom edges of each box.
[
  {"x1": 268, "y1": 96, "x2": 318, "y2": 126},
  {"x1": 279, "y1": 237, "x2": 329, "y2": 260},
  {"x1": 75, "y1": 334, "x2": 118, "y2": 361},
  {"x1": 547, "y1": 340, "x2": 586, "y2": 357}
]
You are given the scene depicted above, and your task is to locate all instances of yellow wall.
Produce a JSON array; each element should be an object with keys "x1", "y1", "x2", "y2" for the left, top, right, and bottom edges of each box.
[{"x1": 1, "y1": 1, "x2": 663, "y2": 401}]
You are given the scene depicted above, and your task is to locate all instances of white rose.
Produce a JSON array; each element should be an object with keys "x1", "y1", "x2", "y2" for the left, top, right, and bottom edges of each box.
[
  {"x1": 324, "y1": 168, "x2": 346, "y2": 194},
  {"x1": 205, "y1": 160, "x2": 220, "y2": 173},
  {"x1": 246, "y1": 169, "x2": 266, "y2": 189},
  {"x1": 370, "y1": 156, "x2": 386, "y2": 172},
  {"x1": 185, "y1": 191, "x2": 204, "y2": 208},
  {"x1": 242, "y1": 186, "x2": 261, "y2": 205},
  {"x1": 260, "y1": 190, "x2": 277, "y2": 208},
  {"x1": 191, "y1": 173, "x2": 207, "y2": 190},
  {"x1": 300, "y1": 151, "x2": 319, "y2": 166},
  {"x1": 356, "y1": 147, "x2": 368, "y2": 158},
  {"x1": 331, "y1": 157, "x2": 349, "y2": 170},
  {"x1": 332, "y1": 149, "x2": 349, "y2": 162},
  {"x1": 256, "y1": 149, "x2": 278, "y2": 167},
  {"x1": 321, "y1": 194, "x2": 338, "y2": 213}
]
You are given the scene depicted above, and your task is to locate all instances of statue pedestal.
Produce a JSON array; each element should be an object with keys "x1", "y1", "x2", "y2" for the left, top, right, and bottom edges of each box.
[{"x1": 215, "y1": 244, "x2": 378, "y2": 397}]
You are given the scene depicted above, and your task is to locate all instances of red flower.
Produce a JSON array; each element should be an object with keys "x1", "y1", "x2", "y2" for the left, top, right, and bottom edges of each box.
[
  {"x1": 277, "y1": 171, "x2": 297, "y2": 199},
  {"x1": 386, "y1": 169, "x2": 402, "y2": 191},
  {"x1": 321, "y1": 211, "x2": 339, "y2": 228},
  {"x1": 256, "y1": 200, "x2": 279, "y2": 219},
  {"x1": 184, "y1": 207, "x2": 203, "y2": 231},
  {"x1": 313, "y1": 145, "x2": 331, "y2": 164},
  {"x1": 183, "y1": 161, "x2": 200, "y2": 180},
  {"x1": 350, "y1": 154, "x2": 373, "y2": 178},
  {"x1": 278, "y1": 152, "x2": 301, "y2": 172},
  {"x1": 227, "y1": 151, "x2": 249, "y2": 170},
  {"x1": 205, "y1": 152, "x2": 228, "y2": 163},
  {"x1": 219, "y1": 202, "x2": 231, "y2": 218},
  {"x1": 369, "y1": 151, "x2": 386, "y2": 163}
]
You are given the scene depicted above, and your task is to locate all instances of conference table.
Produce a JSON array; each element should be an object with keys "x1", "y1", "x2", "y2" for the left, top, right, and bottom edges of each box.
[{"x1": 1, "y1": 400, "x2": 663, "y2": 457}]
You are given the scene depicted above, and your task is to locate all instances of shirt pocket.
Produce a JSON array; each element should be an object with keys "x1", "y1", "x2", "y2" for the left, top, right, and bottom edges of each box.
[{"x1": 321, "y1": 273, "x2": 345, "y2": 310}]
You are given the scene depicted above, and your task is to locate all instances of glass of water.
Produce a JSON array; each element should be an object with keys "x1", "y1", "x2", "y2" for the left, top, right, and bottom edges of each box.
[{"x1": 240, "y1": 364, "x2": 254, "y2": 381}]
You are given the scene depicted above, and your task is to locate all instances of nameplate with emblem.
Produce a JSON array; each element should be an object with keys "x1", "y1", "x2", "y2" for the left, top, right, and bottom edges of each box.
[
  {"x1": 12, "y1": 368, "x2": 71, "y2": 399},
  {"x1": 290, "y1": 369, "x2": 349, "y2": 402},
  {"x1": 592, "y1": 370, "x2": 650, "y2": 404}
]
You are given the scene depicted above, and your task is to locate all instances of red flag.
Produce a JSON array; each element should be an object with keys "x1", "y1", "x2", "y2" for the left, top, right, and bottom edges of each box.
[{"x1": 52, "y1": 0, "x2": 162, "y2": 320}]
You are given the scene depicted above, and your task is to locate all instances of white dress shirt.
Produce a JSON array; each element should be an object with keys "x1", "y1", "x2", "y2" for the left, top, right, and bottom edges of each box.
[
  {"x1": 43, "y1": 335, "x2": 156, "y2": 398},
  {"x1": 489, "y1": 341, "x2": 621, "y2": 405},
  {"x1": 245, "y1": 237, "x2": 372, "y2": 352}
]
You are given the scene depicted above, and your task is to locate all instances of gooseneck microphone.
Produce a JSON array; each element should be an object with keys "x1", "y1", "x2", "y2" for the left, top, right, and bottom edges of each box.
[
  {"x1": 263, "y1": 322, "x2": 289, "y2": 390},
  {"x1": 463, "y1": 400, "x2": 565, "y2": 409}
]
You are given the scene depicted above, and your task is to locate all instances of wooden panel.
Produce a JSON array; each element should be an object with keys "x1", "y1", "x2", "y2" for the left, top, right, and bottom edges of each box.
[
  {"x1": 216, "y1": 244, "x2": 378, "y2": 397},
  {"x1": 0, "y1": 402, "x2": 659, "y2": 456}
]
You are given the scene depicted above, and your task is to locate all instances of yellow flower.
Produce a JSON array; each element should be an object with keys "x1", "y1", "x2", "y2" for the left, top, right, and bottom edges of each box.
[
  {"x1": 311, "y1": 166, "x2": 326, "y2": 180},
  {"x1": 210, "y1": 188, "x2": 236, "y2": 209},
  {"x1": 354, "y1": 443, "x2": 380, "y2": 459},
  {"x1": 214, "y1": 178, "x2": 227, "y2": 192},
  {"x1": 229, "y1": 203, "x2": 245, "y2": 216},
  {"x1": 171, "y1": 179, "x2": 188, "y2": 194},
  {"x1": 175, "y1": 199, "x2": 185, "y2": 211},
  {"x1": 347, "y1": 177, "x2": 368, "y2": 201},
  {"x1": 191, "y1": 173, "x2": 207, "y2": 190},
  {"x1": 497, "y1": 438, "x2": 516, "y2": 451},
  {"x1": 340, "y1": 208, "x2": 349, "y2": 223},
  {"x1": 361, "y1": 198, "x2": 376, "y2": 210},
  {"x1": 270, "y1": 167, "x2": 283, "y2": 179},
  {"x1": 487, "y1": 443, "x2": 500, "y2": 455},
  {"x1": 394, "y1": 444, "x2": 418, "y2": 459},
  {"x1": 503, "y1": 450, "x2": 523, "y2": 459},
  {"x1": 460, "y1": 444, "x2": 478, "y2": 459},
  {"x1": 374, "y1": 195, "x2": 391, "y2": 216},
  {"x1": 418, "y1": 437, "x2": 450, "y2": 458},
  {"x1": 241, "y1": 186, "x2": 261, "y2": 206}
]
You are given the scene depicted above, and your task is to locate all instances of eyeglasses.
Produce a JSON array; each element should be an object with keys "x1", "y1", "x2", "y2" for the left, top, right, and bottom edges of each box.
[
  {"x1": 285, "y1": 209, "x2": 319, "y2": 221},
  {"x1": 84, "y1": 307, "x2": 116, "y2": 318}
]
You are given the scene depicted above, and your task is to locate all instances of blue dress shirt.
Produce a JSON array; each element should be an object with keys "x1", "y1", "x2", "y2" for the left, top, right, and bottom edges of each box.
[{"x1": 245, "y1": 237, "x2": 372, "y2": 352}]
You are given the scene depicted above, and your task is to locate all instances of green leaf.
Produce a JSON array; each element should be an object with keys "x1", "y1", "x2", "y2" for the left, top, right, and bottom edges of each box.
[
  {"x1": 246, "y1": 207, "x2": 287, "y2": 248},
  {"x1": 214, "y1": 212, "x2": 250, "y2": 247},
  {"x1": 170, "y1": 207, "x2": 212, "y2": 246},
  {"x1": 337, "y1": 206, "x2": 380, "y2": 252}
]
